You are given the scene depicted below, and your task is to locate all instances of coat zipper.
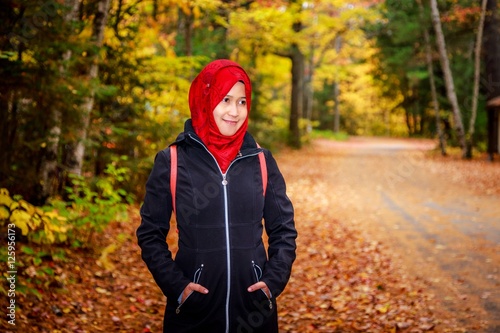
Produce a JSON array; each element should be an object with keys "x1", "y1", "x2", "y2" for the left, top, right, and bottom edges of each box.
[
  {"x1": 222, "y1": 173, "x2": 230, "y2": 333},
  {"x1": 188, "y1": 134, "x2": 263, "y2": 332}
]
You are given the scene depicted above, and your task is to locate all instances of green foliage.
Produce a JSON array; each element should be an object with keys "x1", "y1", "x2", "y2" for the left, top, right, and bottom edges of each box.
[
  {"x1": 50, "y1": 157, "x2": 133, "y2": 246},
  {"x1": 310, "y1": 129, "x2": 349, "y2": 141},
  {"x1": 0, "y1": 242, "x2": 68, "y2": 299},
  {"x1": 366, "y1": 0, "x2": 490, "y2": 144},
  {"x1": 0, "y1": 157, "x2": 132, "y2": 300},
  {"x1": 0, "y1": 153, "x2": 133, "y2": 246},
  {"x1": 0, "y1": 157, "x2": 134, "y2": 246}
]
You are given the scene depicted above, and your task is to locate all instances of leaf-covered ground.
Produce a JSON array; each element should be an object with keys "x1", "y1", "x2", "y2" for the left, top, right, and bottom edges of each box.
[{"x1": 4, "y1": 138, "x2": 499, "y2": 332}]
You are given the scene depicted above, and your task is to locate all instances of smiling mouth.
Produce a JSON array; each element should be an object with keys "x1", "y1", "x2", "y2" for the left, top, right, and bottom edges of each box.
[{"x1": 223, "y1": 119, "x2": 238, "y2": 125}]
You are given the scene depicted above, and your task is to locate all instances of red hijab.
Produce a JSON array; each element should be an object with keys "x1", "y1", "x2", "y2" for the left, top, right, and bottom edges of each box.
[{"x1": 189, "y1": 60, "x2": 252, "y2": 173}]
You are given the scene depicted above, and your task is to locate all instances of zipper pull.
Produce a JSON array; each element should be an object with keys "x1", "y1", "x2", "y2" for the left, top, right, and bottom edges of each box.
[
  {"x1": 194, "y1": 264, "x2": 204, "y2": 284},
  {"x1": 176, "y1": 305, "x2": 181, "y2": 314},
  {"x1": 222, "y1": 175, "x2": 228, "y2": 186}
]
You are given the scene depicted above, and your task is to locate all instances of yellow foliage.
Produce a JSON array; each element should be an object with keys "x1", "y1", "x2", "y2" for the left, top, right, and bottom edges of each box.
[
  {"x1": 44, "y1": 223, "x2": 56, "y2": 243},
  {"x1": 9, "y1": 210, "x2": 31, "y2": 235},
  {"x1": 0, "y1": 206, "x2": 9, "y2": 220},
  {"x1": 0, "y1": 188, "x2": 13, "y2": 206},
  {"x1": 9, "y1": 201, "x2": 19, "y2": 211},
  {"x1": 192, "y1": 6, "x2": 201, "y2": 18},
  {"x1": 97, "y1": 243, "x2": 118, "y2": 271},
  {"x1": 31, "y1": 214, "x2": 42, "y2": 229},
  {"x1": 0, "y1": 188, "x2": 71, "y2": 244}
]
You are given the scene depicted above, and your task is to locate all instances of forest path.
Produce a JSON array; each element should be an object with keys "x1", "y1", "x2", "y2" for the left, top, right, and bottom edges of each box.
[{"x1": 277, "y1": 137, "x2": 500, "y2": 332}]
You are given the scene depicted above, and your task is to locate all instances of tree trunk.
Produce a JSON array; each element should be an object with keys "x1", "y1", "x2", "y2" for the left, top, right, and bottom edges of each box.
[
  {"x1": 417, "y1": 0, "x2": 447, "y2": 155},
  {"x1": 333, "y1": 35, "x2": 342, "y2": 133},
  {"x1": 333, "y1": 81, "x2": 340, "y2": 133},
  {"x1": 484, "y1": 0, "x2": 500, "y2": 101},
  {"x1": 404, "y1": 107, "x2": 412, "y2": 136},
  {"x1": 304, "y1": 44, "x2": 314, "y2": 134},
  {"x1": 184, "y1": 10, "x2": 193, "y2": 57},
  {"x1": 287, "y1": 6, "x2": 305, "y2": 149},
  {"x1": 465, "y1": 0, "x2": 488, "y2": 158},
  {"x1": 484, "y1": 0, "x2": 500, "y2": 160},
  {"x1": 65, "y1": 0, "x2": 111, "y2": 176},
  {"x1": 289, "y1": 42, "x2": 304, "y2": 148},
  {"x1": 216, "y1": 2, "x2": 230, "y2": 59},
  {"x1": 429, "y1": 0, "x2": 467, "y2": 156},
  {"x1": 1, "y1": 91, "x2": 18, "y2": 175},
  {"x1": 39, "y1": 0, "x2": 80, "y2": 200},
  {"x1": 177, "y1": 7, "x2": 193, "y2": 57}
]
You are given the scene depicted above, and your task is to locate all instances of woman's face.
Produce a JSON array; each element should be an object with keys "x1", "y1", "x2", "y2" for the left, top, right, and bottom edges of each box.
[{"x1": 213, "y1": 82, "x2": 248, "y2": 136}]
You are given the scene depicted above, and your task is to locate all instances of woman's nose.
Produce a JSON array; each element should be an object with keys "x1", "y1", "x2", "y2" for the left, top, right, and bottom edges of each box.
[{"x1": 228, "y1": 103, "x2": 239, "y2": 116}]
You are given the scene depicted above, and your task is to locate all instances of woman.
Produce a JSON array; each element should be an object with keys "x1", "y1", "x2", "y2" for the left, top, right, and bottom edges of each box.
[{"x1": 137, "y1": 59, "x2": 297, "y2": 333}]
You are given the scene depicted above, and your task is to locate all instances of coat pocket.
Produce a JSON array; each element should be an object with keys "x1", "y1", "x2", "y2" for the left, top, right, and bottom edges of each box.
[
  {"x1": 251, "y1": 261, "x2": 273, "y2": 310},
  {"x1": 176, "y1": 264, "x2": 204, "y2": 314}
]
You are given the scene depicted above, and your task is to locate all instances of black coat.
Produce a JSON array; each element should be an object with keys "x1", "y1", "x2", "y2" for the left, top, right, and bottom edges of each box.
[{"x1": 137, "y1": 120, "x2": 297, "y2": 333}]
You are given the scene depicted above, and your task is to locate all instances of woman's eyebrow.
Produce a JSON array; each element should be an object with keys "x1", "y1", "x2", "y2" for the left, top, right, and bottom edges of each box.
[{"x1": 225, "y1": 94, "x2": 246, "y2": 98}]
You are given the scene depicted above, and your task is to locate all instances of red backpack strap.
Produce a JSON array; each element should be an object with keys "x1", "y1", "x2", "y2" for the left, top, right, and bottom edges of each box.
[
  {"x1": 170, "y1": 145, "x2": 177, "y2": 216},
  {"x1": 256, "y1": 144, "x2": 267, "y2": 197}
]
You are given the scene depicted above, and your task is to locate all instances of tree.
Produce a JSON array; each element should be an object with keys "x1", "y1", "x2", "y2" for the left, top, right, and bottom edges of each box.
[
  {"x1": 332, "y1": 35, "x2": 342, "y2": 133},
  {"x1": 484, "y1": 0, "x2": 500, "y2": 101},
  {"x1": 367, "y1": 1, "x2": 431, "y2": 137},
  {"x1": 484, "y1": 0, "x2": 500, "y2": 160},
  {"x1": 39, "y1": 0, "x2": 81, "y2": 200},
  {"x1": 417, "y1": 0, "x2": 447, "y2": 156},
  {"x1": 429, "y1": 0, "x2": 467, "y2": 155},
  {"x1": 63, "y1": 0, "x2": 112, "y2": 176},
  {"x1": 0, "y1": 0, "x2": 89, "y2": 202},
  {"x1": 289, "y1": 9, "x2": 305, "y2": 149},
  {"x1": 303, "y1": 1, "x2": 375, "y2": 134},
  {"x1": 465, "y1": 0, "x2": 488, "y2": 158},
  {"x1": 227, "y1": 1, "x2": 301, "y2": 147}
]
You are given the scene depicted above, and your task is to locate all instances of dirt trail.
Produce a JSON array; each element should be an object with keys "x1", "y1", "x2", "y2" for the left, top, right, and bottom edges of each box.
[{"x1": 277, "y1": 137, "x2": 500, "y2": 332}]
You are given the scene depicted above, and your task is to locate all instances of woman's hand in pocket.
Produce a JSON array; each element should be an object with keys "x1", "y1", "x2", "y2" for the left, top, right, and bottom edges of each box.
[
  {"x1": 181, "y1": 282, "x2": 209, "y2": 303},
  {"x1": 247, "y1": 281, "x2": 270, "y2": 298}
]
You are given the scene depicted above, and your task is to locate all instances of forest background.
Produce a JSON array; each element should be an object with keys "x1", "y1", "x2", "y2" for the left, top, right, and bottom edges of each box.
[{"x1": 1, "y1": 0, "x2": 499, "y2": 320}]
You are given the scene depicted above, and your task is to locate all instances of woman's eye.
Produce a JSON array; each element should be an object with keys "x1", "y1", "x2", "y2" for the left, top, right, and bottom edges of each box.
[
  {"x1": 223, "y1": 97, "x2": 230, "y2": 103},
  {"x1": 239, "y1": 99, "x2": 247, "y2": 105}
]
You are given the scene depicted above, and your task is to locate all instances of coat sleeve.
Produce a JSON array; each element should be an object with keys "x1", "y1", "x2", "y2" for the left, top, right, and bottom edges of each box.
[
  {"x1": 136, "y1": 149, "x2": 191, "y2": 300},
  {"x1": 261, "y1": 150, "x2": 297, "y2": 298}
]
